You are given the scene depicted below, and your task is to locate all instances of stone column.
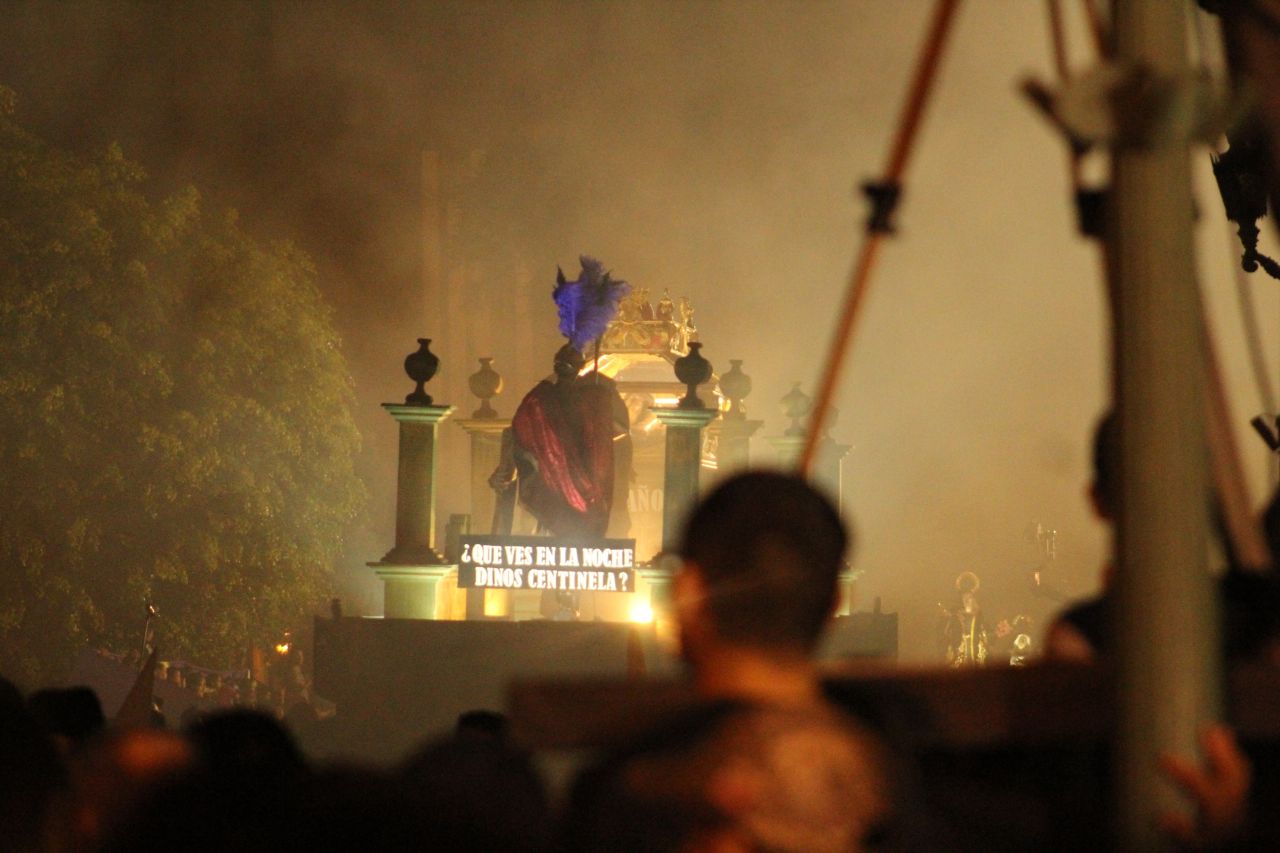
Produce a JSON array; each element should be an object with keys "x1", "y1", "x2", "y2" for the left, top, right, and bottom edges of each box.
[
  {"x1": 373, "y1": 564, "x2": 456, "y2": 619},
  {"x1": 816, "y1": 439, "x2": 852, "y2": 508},
  {"x1": 770, "y1": 384, "x2": 856, "y2": 609},
  {"x1": 641, "y1": 344, "x2": 717, "y2": 641},
  {"x1": 372, "y1": 404, "x2": 456, "y2": 619},
  {"x1": 769, "y1": 384, "x2": 850, "y2": 506},
  {"x1": 718, "y1": 417, "x2": 763, "y2": 475},
  {"x1": 644, "y1": 408, "x2": 715, "y2": 644},
  {"x1": 637, "y1": 556, "x2": 682, "y2": 651},
  {"x1": 770, "y1": 382, "x2": 812, "y2": 469},
  {"x1": 716, "y1": 359, "x2": 762, "y2": 477},
  {"x1": 453, "y1": 420, "x2": 509, "y2": 624},
  {"x1": 811, "y1": 434, "x2": 856, "y2": 611},
  {"x1": 455, "y1": 357, "x2": 508, "y2": 535},
  {"x1": 370, "y1": 338, "x2": 457, "y2": 620},
  {"x1": 453, "y1": 422, "x2": 509, "y2": 531},
  {"x1": 767, "y1": 434, "x2": 805, "y2": 469},
  {"x1": 811, "y1": 405, "x2": 852, "y2": 512},
  {"x1": 653, "y1": 407, "x2": 719, "y2": 554},
  {"x1": 821, "y1": 435, "x2": 856, "y2": 612},
  {"x1": 455, "y1": 357, "x2": 511, "y2": 619},
  {"x1": 381, "y1": 403, "x2": 454, "y2": 564}
]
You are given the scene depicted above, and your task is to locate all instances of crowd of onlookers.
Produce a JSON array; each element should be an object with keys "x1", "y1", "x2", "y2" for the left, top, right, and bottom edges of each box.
[
  {"x1": 3, "y1": 471, "x2": 897, "y2": 852},
  {"x1": 6, "y1": 430, "x2": 1280, "y2": 850},
  {"x1": 75, "y1": 642, "x2": 321, "y2": 730},
  {"x1": 1, "y1": 676, "x2": 555, "y2": 853}
]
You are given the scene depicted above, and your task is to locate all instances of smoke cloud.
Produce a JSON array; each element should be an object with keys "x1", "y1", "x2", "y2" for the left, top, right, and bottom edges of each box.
[{"x1": 3, "y1": 0, "x2": 1277, "y2": 660}]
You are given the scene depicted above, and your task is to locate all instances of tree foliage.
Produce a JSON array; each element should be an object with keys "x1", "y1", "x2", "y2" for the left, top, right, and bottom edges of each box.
[{"x1": 0, "y1": 87, "x2": 365, "y2": 686}]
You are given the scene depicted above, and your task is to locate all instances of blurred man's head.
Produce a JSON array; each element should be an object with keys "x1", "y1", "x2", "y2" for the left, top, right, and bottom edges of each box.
[
  {"x1": 27, "y1": 686, "x2": 105, "y2": 752},
  {"x1": 68, "y1": 729, "x2": 191, "y2": 849},
  {"x1": 676, "y1": 471, "x2": 848, "y2": 658}
]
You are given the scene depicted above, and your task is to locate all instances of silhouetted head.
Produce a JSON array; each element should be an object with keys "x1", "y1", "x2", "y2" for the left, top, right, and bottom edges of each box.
[
  {"x1": 553, "y1": 344, "x2": 585, "y2": 379},
  {"x1": 677, "y1": 471, "x2": 848, "y2": 654},
  {"x1": 0, "y1": 682, "x2": 65, "y2": 851},
  {"x1": 68, "y1": 729, "x2": 191, "y2": 850},
  {"x1": 186, "y1": 709, "x2": 306, "y2": 781},
  {"x1": 27, "y1": 686, "x2": 105, "y2": 749},
  {"x1": 0, "y1": 674, "x2": 23, "y2": 716},
  {"x1": 290, "y1": 767, "x2": 426, "y2": 853},
  {"x1": 456, "y1": 709, "x2": 509, "y2": 742},
  {"x1": 400, "y1": 734, "x2": 551, "y2": 853},
  {"x1": 95, "y1": 723, "x2": 304, "y2": 853}
]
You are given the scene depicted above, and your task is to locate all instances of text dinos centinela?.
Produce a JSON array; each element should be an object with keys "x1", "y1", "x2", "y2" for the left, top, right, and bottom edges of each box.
[{"x1": 471, "y1": 566, "x2": 632, "y2": 592}]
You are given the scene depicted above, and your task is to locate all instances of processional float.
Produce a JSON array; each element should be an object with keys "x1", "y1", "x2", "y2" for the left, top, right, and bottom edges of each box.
[{"x1": 370, "y1": 258, "x2": 858, "y2": 636}]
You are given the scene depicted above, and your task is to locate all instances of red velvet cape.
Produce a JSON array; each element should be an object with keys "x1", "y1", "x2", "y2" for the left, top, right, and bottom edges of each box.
[{"x1": 511, "y1": 378, "x2": 618, "y2": 538}]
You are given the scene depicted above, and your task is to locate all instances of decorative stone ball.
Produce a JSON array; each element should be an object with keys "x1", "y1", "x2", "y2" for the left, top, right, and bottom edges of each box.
[
  {"x1": 674, "y1": 342, "x2": 712, "y2": 387},
  {"x1": 719, "y1": 359, "x2": 752, "y2": 417},
  {"x1": 405, "y1": 338, "x2": 440, "y2": 385},
  {"x1": 468, "y1": 357, "x2": 503, "y2": 401},
  {"x1": 404, "y1": 338, "x2": 440, "y2": 405},
  {"x1": 780, "y1": 382, "x2": 812, "y2": 421},
  {"x1": 781, "y1": 382, "x2": 812, "y2": 436}
]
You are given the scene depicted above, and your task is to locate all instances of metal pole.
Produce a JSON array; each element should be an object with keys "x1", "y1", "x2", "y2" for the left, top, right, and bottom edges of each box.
[{"x1": 1110, "y1": 1, "x2": 1220, "y2": 848}]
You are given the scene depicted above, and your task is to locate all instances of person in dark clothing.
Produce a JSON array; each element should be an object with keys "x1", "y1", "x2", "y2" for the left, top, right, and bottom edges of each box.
[
  {"x1": 1044, "y1": 411, "x2": 1261, "y2": 848},
  {"x1": 566, "y1": 472, "x2": 888, "y2": 853},
  {"x1": 95, "y1": 710, "x2": 305, "y2": 853},
  {"x1": 0, "y1": 675, "x2": 65, "y2": 853},
  {"x1": 1045, "y1": 411, "x2": 1280, "y2": 662},
  {"x1": 400, "y1": 733, "x2": 553, "y2": 853},
  {"x1": 493, "y1": 343, "x2": 631, "y2": 540},
  {"x1": 27, "y1": 686, "x2": 105, "y2": 754}
]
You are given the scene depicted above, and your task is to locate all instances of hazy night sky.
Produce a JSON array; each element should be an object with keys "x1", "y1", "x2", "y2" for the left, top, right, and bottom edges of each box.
[{"x1": 4, "y1": 0, "x2": 1278, "y2": 660}]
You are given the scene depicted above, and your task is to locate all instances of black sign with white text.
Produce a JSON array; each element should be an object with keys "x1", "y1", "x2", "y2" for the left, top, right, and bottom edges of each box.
[{"x1": 457, "y1": 535, "x2": 636, "y2": 593}]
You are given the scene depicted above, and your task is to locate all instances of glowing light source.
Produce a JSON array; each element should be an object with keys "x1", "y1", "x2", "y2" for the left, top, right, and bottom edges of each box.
[
  {"x1": 629, "y1": 601, "x2": 654, "y2": 624},
  {"x1": 483, "y1": 589, "x2": 509, "y2": 618},
  {"x1": 274, "y1": 642, "x2": 291, "y2": 655}
]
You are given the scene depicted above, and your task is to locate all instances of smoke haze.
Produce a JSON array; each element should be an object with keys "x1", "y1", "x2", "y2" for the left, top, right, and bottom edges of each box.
[{"x1": 4, "y1": 0, "x2": 1277, "y2": 660}]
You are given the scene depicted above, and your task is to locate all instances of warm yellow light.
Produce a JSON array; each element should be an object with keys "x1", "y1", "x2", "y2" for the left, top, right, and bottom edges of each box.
[
  {"x1": 274, "y1": 642, "x2": 290, "y2": 655},
  {"x1": 483, "y1": 588, "x2": 510, "y2": 617},
  {"x1": 629, "y1": 601, "x2": 654, "y2": 623}
]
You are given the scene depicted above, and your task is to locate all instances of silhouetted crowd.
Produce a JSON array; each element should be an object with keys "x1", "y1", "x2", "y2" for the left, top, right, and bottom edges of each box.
[
  {"x1": 5, "y1": 458, "x2": 1280, "y2": 851},
  {"x1": 1, "y1": 682, "x2": 555, "y2": 853}
]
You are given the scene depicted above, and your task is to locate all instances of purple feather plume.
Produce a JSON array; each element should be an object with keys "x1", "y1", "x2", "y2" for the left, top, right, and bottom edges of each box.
[{"x1": 552, "y1": 255, "x2": 630, "y2": 352}]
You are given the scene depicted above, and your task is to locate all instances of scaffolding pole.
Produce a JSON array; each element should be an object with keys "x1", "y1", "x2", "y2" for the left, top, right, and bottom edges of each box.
[{"x1": 1110, "y1": 1, "x2": 1221, "y2": 849}]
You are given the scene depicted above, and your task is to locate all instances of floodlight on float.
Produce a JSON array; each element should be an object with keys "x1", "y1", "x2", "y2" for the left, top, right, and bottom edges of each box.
[{"x1": 629, "y1": 601, "x2": 655, "y2": 624}]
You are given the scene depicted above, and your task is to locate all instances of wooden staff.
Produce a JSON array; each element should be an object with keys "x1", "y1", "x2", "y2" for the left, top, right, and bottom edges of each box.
[
  {"x1": 798, "y1": 0, "x2": 962, "y2": 475},
  {"x1": 1080, "y1": 0, "x2": 1111, "y2": 59}
]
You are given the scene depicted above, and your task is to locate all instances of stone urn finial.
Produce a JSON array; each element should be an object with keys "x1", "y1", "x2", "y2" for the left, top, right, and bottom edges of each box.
[
  {"x1": 468, "y1": 357, "x2": 503, "y2": 418},
  {"x1": 674, "y1": 342, "x2": 712, "y2": 409},
  {"x1": 719, "y1": 359, "x2": 752, "y2": 420},
  {"x1": 781, "y1": 382, "x2": 812, "y2": 436},
  {"x1": 404, "y1": 338, "x2": 440, "y2": 406}
]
